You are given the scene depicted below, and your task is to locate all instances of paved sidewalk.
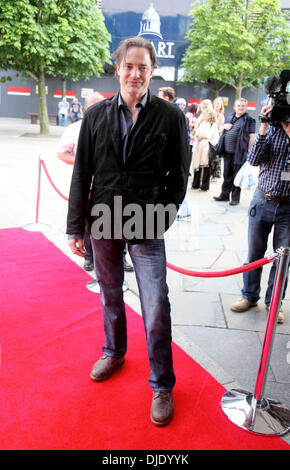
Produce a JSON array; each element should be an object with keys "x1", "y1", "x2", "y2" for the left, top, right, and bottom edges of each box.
[{"x1": 1, "y1": 118, "x2": 289, "y2": 444}]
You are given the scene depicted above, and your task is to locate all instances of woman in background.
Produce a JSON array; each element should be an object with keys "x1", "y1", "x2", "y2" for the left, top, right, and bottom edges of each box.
[
  {"x1": 213, "y1": 97, "x2": 225, "y2": 131},
  {"x1": 211, "y1": 97, "x2": 225, "y2": 180},
  {"x1": 191, "y1": 99, "x2": 219, "y2": 191},
  {"x1": 186, "y1": 103, "x2": 199, "y2": 157}
]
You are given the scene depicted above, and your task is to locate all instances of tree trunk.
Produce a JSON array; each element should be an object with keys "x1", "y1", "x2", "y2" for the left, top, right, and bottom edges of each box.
[
  {"x1": 61, "y1": 77, "x2": 67, "y2": 98},
  {"x1": 235, "y1": 72, "x2": 244, "y2": 100},
  {"x1": 38, "y1": 70, "x2": 50, "y2": 135},
  {"x1": 208, "y1": 80, "x2": 226, "y2": 99}
]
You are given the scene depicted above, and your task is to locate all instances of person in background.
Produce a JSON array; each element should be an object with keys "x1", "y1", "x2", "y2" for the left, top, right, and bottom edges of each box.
[
  {"x1": 158, "y1": 86, "x2": 176, "y2": 102},
  {"x1": 57, "y1": 92, "x2": 105, "y2": 271},
  {"x1": 213, "y1": 97, "x2": 225, "y2": 132},
  {"x1": 58, "y1": 97, "x2": 70, "y2": 127},
  {"x1": 158, "y1": 90, "x2": 191, "y2": 220},
  {"x1": 57, "y1": 93, "x2": 104, "y2": 165},
  {"x1": 69, "y1": 97, "x2": 83, "y2": 123},
  {"x1": 57, "y1": 92, "x2": 134, "y2": 273},
  {"x1": 191, "y1": 99, "x2": 219, "y2": 191},
  {"x1": 213, "y1": 98, "x2": 256, "y2": 205},
  {"x1": 211, "y1": 97, "x2": 225, "y2": 180},
  {"x1": 175, "y1": 97, "x2": 186, "y2": 112},
  {"x1": 231, "y1": 104, "x2": 290, "y2": 324},
  {"x1": 172, "y1": 96, "x2": 191, "y2": 145},
  {"x1": 186, "y1": 103, "x2": 199, "y2": 157},
  {"x1": 175, "y1": 97, "x2": 193, "y2": 219}
]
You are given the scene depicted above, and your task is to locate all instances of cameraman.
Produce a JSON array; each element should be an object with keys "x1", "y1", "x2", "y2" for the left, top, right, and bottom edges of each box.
[{"x1": 231, "y1": 105, "x2": 290, "y2": 324}]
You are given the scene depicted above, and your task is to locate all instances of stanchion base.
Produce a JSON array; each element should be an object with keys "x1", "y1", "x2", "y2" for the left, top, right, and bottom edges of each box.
[
  {"x1": 221, "y1": 389, "x2": 290, "y2": 436},
  {"x1": 22, "y1": 223, "x2": 51, "y2": 232},
  {"x1": 86, "y1": 279, "x2": 129, "y2": 293}
]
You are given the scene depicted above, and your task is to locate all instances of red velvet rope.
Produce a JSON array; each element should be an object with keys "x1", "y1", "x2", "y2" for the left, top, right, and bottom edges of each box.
[
  {"x1": 40, "y1": 160, "x2": 69, "y2": 201},
  {"x1": 39, "y1": 159, "x2": 276, "y2": 278},
  {"x1": 166, "y1": 256, "x2": 275, "y2": 278}
]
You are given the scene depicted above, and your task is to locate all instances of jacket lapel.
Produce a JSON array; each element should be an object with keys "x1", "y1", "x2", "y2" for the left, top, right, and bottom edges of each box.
[
  {"x1": 105, "y1": 94, "x2": 121, "y2": 160},
  {"x1": 125, "y1": 91, "x2": 159, "y2": 162}
]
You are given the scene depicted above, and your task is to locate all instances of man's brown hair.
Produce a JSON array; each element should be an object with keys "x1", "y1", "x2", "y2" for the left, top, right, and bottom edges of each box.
[
  {"x1": 158, "y1": 87, "x2": 176, "y2": 102},
  {"x1": 112, "y1": 36, "x2": 157, "y2": 69}
]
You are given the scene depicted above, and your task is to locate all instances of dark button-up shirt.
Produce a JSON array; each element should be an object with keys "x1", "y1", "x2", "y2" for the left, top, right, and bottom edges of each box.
[
  {"x1": 118, "y1": 92, "x2": 148, "y2": 162},
  {"x1": 248, "y1": 125, "x2": 290, "y2": 198}
]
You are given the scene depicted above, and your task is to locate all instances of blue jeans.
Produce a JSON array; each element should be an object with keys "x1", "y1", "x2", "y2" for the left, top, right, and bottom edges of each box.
[
  {"x1": 177, "y1": 196, "x2": 191, "y2": 218},
  {"x1": 58, "y1": 113, "x2": 67, "y2": 127},
  {"x1": 90, "y1": 237, "x2": 175, "y2": 392},
  {"x1": 84, "y1": 221, "x2": 93, "y2": 263},
  {"x1": 242, "y1": 188, "x2": 290, "y2": 306},
  {"x1": 71, "y1": 112, "x2": 81, "y2": 123}
]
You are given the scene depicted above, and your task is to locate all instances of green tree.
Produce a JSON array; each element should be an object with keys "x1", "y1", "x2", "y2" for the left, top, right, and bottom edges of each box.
[
  {"x1": 54, "y1": 1, "x2": 112, "y2": 98},
  {"x1": 0, "y1": 0, "x2": 111, "y2": 134},
  {"x1": 182, "y1": 0, "x2": 290, "y2": 99}
]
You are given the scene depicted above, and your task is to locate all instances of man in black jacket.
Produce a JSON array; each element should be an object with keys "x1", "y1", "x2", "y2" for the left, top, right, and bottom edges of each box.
[
  {"x1": 66, "y1": 37, "x2": 190, "y2": 426},
  {"x1": 213, "y1": 98, "x2": 256, "y2": 205}
]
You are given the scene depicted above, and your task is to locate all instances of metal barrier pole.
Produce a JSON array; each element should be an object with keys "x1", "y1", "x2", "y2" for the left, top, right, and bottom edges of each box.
[
  {"x1": 22, "y1": 155, "x2": 51, "y2": 232},
  {"x1": 221, "y1": 247, "x2": 290, "y2": 436},
  {"x1": 254, "y1": 248, "x2": 290, "y2": 403}
]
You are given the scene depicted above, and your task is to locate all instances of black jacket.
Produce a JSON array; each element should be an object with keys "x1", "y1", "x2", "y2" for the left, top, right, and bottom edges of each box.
[
  {"x1": 66, "y1": 90, "x2": 190, "y2": 242},
  {"x1": 216, "y1": 112, "x2": 256, "y2": 165}
]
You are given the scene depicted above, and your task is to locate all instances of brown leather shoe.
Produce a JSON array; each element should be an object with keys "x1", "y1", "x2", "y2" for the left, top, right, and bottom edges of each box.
[
  {"x1": 150, "y1": 391, "x2": 173, "y2": 427},
  {"x1": 231, "y1": 298, "x2": 258, "y2": 312},
  {"x1": 90, "y1": 355, "x2": 125, "y2": 381}
]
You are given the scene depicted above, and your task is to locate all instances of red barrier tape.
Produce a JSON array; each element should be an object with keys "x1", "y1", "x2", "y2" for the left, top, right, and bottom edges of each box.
[
  {"x1": 39, "y1": 158, "x2": 276, "y2": 279},
  {"x1": 166, "y1": 256, "x2": 275, "y2": 278},
  {"x1": 40, "y1": 160, "x2": 69, "y2": 201}
]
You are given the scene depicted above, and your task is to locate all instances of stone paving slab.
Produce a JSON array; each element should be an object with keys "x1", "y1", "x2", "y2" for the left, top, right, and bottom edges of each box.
[
  {"x1": 257, "y1": 332, "x2": 290, "y2": 384},
  {"x1": 170, "y1": 291, "x2": 227, "y2": 328},
  {"x1": 222, "y1": 293, "x2": 290, "y2": 334},
  {"x1": 183, "y1": 274, "x2": 241, "y2": 296},
  {"x1": 165, "y1": 248, "x2": 223, "y2": 267},
  {"x1": 165, "y1": 236, "x2": 224, "y2": 252},
  {"x1": 177, "y1": 325, "x2": 277, "y2": 393}
]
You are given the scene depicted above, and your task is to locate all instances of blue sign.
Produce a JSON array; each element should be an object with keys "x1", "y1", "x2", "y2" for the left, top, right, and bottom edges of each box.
[{"x1": 103, "y1": 2, "x2": 191, "y2": 80}]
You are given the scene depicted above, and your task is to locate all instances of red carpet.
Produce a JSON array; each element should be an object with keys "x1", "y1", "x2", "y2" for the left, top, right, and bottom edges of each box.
[{"x1": 0, "y1": 228, "x2": 289, "y2": 450}]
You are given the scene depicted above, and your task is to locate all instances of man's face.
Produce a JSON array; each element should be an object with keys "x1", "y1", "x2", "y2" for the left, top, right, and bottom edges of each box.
[
  {"x1": 116, "y1": 47, "x2": 153, "y2": 100},
  {"x1": 177, "y1": 99, "x2": 186, "y2": 111},
  {"x1": 234, "y1": 100, "x2": 247, "y2": 117}
]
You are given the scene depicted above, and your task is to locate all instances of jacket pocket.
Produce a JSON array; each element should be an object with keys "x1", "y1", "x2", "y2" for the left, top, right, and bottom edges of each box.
[{"x1": 144, "y1": 133, "x2": 167, "y2": 145}]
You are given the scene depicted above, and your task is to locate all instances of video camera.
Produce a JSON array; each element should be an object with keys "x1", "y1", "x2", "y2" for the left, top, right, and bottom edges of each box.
[{"x1": 259, "y1": 69, "x2": 290, "y2": 124}]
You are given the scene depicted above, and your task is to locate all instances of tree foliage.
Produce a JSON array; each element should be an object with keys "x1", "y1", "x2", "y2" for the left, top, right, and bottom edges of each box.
[
  {"x1": 182, "y1": 0, "x2": 290, "y2": 99},
  {"x1": 54, "y1": 1, "x2": 112, "y2": 82},
  {"x1": 0, "y1": 0, "x2": 111, "y2": 134}
]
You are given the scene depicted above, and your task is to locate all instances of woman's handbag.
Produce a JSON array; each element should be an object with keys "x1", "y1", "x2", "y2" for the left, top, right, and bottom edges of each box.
[{"x1": 209, "y1": 142, "x2": 218, "y2": 163}]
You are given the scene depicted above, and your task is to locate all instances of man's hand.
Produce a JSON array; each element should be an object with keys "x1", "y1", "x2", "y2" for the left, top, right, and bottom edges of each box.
[
  {"x1": 223, "y1": 123, "x2": 233, "y2": 131},
  {"x1": 259, "y1": 105, "x2": 272, "y2": 135},
  {"x1": 282, "y1": 122, "x2": 290, "y2": 138},
  {"x1": 68, "y1": 238, "x2": 85, "y2": 257}
]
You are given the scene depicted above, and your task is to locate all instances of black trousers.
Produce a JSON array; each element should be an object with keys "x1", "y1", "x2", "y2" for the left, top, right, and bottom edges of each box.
[{"x1": 220, "y1": 154, "x2": 243, "y2": 202}]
